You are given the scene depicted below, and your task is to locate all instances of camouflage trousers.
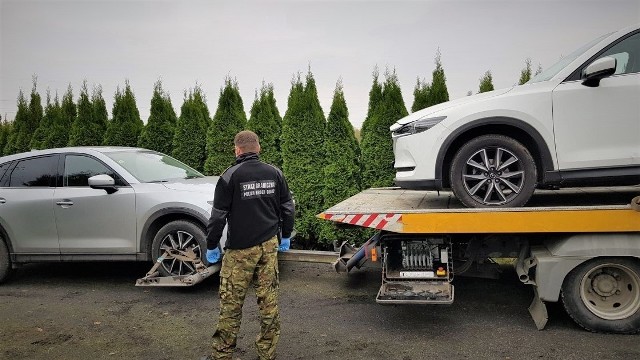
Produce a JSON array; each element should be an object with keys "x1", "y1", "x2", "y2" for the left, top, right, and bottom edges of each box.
[{"x1": 211, "y1": 236, "x2": 280, "y2": 360}]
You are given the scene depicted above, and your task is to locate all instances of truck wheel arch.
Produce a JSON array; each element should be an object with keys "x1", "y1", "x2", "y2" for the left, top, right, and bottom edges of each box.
[
  {"x1": 532, "y1": 233, "x2": 640, "y2": 303},
  {"x1": 436, "y1": 117, "x2": 556, "y2": 188}
]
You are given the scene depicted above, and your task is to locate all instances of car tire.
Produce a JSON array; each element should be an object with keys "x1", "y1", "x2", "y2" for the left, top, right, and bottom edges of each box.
[
  {"x1": 450, "y1": 134, "x2": 537, "y2": 208},
  {"x1": 0, "y1": 237, "x2": 13, "y2": 284},
  {"x1": 151, "y1": 220, "x2": 208, "y2": 277},
  {"x1": 561, "y1": 258, "x2": 640, "y2": 334}
]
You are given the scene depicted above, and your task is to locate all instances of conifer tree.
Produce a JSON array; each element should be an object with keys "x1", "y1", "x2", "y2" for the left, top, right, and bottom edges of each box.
[
  {"x1": 138, "y1": 80, "x2": 177, "y2": 154},
  {"x1": 7, "y1": 120, "x2": 13, "y2": 155},
  {"x1": 519, "y1": 58, "x2": 533, "y2": 85},
  {"x1": 204, "y1": 78, "x2": 247, "y2": 175},
  {"x1": 0, "y1": 115, "x2": 9, "y2": 156},
  {"x1": 411, "y1": 77, "x2": 430, "y2": 112},
  {"x1": 47, "y1": 85, "x2": 74, "y2": 148},
  {"x1": 191, "y1": 86, "x2": 211, "y2": 141},
  {"x1": 3, "y1": 91, "x2": 27, "y2": 155},
  {"x1": 265, "y1": 85, "x2": 282, "y2": 128},
  {"x1": 93, "y1": 86, "x2": 109, "y2": 143},
  {"x1": 69, "y1": 82, "x2": 106, "y2": 146},
  {"x1": 0, "y1": 115, "x2": 3, "y2": 156},
  {"x1": 104, "y1": 82, "x2": 143, "y2": 147},
  {"x1": 43, "y1": 95, "x2": 65, "y2": 149},
  {"x1": 426, "y1": 50, "x2": 449, "y2": 107},
  {"x1": 361, "y1": 69, "x2": 408, "y2": 188},
  {"x1": 26, "y1": 80, "x2": 44, "y2": 149},
  {"x1": 320, "y1": 80, "x2": 362, "y2": 245},
  {"x1": 13, "y1": 78, "x2": 43, "y2": 153},
  {"x1": 68, "y1": 82, "x2": 92, "y2": 146},
  {"x1": 360, "y1": 67, "x2": 383, "y2": 140},
  {"x1": 281, "y1": 70, "x2": 326, "y2": 246},
  {"x1": 247, "y1": 82, "x2": 282, "y2": 168},
  {"x1": 172, "y1": 86, "x2": 209, "y2": 171},
  {"x1": 30, "y1": 90, "x2": 54, "y2": 150},
  {"x1": 360, "y1": 67, "x2": 383, "y2": 189},
  {"x1": 479, "y1": 70, "x2": 495, "y2": 93}
]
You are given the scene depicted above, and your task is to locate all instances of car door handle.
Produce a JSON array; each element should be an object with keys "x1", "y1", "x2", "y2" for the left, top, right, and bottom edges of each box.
[
  {"x1": 0, "y1": 198, "x2": 5, "y2": 204},
  {"x1": 56, "y1": 200, "x2": 74, "y2": 207}
]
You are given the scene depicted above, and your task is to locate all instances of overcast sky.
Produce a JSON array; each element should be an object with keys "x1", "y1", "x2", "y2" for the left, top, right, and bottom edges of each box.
[{"x1": 1, "y1": 0, "x2": 639, "y2": 128}]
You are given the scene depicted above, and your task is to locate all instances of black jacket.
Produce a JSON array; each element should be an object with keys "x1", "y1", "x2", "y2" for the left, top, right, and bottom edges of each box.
[{"x1": 206, "y1": 153, "x2": 295, "y2": 250}]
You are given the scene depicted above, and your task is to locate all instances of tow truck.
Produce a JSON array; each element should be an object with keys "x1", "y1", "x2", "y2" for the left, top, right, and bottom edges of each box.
[
  {"x1": 137, "y1": 185, "x2": 640, "y2": 334},
  {"x1": 320, "y1": 186, "x2": 640, "y2": 333}
]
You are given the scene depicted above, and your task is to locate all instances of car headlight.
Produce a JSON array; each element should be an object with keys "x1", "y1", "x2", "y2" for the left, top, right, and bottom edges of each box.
[{"x1": 391, "y1": 116, "x2": 446, "y2": 136}]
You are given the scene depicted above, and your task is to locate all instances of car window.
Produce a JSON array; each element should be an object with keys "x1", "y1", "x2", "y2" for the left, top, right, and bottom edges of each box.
[
  {"x1": 587, "y1": 31, "x2": 640, "y2": 76},
  {"x1": 104, "y1": 150, "x2": 203, "y2": 183},
  {"x1": 530, "y1": 31, "x2": 613, "y2": 84},
  {"x1": 9, "y1": 156, "x2": 58, "y2": 187},
  {"x1": 0, "y1": 162, "x2": 12, "y2": 184},
  {"x1": 64, "y1": 155, "x2": 125, "y2": 187}
]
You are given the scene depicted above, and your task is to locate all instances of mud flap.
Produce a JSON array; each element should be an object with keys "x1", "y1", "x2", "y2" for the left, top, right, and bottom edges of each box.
[
  {"x1": 137, "y1": 249, "x2": 340, "y2": 287},
  {"x1": 528, "y1": 287, "x2": 548, "y2": 330}
]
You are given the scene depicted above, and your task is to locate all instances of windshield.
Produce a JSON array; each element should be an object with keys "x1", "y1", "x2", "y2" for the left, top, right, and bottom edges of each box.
[
  {"x1": 105, "y1": 150, "x2": 204, "y2": 183},
  {"x1": 529, "y1": 32, "x2": 614, "y2": 84}
]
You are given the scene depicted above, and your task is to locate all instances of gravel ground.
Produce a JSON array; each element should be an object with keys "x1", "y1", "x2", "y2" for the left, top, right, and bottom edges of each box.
[{"x1": 1, "y1": 260, "x2": 638, "y2": 360}]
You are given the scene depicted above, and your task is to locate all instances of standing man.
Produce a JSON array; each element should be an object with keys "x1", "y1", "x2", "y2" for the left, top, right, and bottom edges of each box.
[{"x1": 203, "y1": 130, "x2": 295, "y2": 360}]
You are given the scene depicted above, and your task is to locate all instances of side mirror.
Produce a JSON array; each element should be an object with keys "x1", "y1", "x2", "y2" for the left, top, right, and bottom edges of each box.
[
  {"x1": 88, "y1": 174, "x2": 118, "y2": 194},
  {"x1": 582, "y1": 56, "x2": 616, "y2": 87}
]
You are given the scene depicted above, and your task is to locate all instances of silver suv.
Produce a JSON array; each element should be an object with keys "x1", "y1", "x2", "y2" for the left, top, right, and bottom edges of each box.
[{"x1": 0, "y1": 147, "x2": 225, "y2": 283}]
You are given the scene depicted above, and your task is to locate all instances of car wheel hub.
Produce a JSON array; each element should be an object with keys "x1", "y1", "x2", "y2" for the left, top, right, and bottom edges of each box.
[
  {"x1": 462, "y1": 147, "x2": 525, "y2": 206},
  {"x1": 159, "y1": 230, "x2": 201, "y2": 276}
]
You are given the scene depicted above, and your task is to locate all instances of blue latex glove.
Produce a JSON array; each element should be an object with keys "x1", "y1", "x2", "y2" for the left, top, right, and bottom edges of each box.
[
  {"x1": 279, "y1": 237, "x2": 291, "y2": 252},
  {"x1": 206, "y1": 248, "x2": 221, "y2": 263}
]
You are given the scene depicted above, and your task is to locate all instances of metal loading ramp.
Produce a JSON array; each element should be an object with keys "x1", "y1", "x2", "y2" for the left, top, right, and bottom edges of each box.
[{"x1": 136, "y1": 248, "x2": 340, "y2": 287}]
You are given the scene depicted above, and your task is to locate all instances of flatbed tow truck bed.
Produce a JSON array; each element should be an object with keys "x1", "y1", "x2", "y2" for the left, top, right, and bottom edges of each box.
[
  {"x1": 319, "y1": 186, "x2": 640, "y2": 233},
  {"x1": 318, "y1": 186, "x2": 640, "y2": 333}
]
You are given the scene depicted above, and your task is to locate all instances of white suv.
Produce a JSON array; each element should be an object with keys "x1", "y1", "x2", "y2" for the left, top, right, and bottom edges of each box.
[{"x1": 391, "y1": 24, "x2": 640, "y2": 207}]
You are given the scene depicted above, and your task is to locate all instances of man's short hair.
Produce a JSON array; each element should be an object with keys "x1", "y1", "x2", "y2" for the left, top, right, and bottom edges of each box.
[{"x1": 234, "y1": 130, "x2": 260, "y2": 153}]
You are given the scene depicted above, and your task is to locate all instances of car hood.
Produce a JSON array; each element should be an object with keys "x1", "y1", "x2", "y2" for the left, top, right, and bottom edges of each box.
[
  {"x1": 162, "y1": 176, "x2": 219, "y2": 194},
  {"x1": 393, "y1": 86, "x2": 515, "y2": 127}
]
